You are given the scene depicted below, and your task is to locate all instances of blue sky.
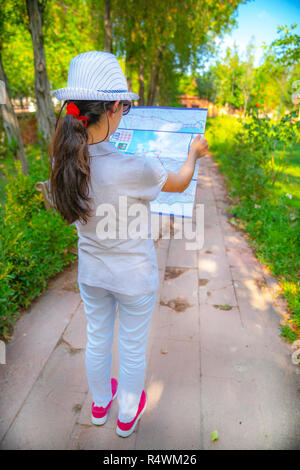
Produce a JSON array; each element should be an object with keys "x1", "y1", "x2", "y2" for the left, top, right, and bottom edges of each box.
[{"x1": 212, "y1": 0, "x2": 300, "y2": 66}]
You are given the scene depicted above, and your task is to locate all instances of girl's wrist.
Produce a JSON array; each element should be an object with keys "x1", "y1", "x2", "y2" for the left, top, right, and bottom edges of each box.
[{"x1": 186, "y1": 150, "x2": 197, "y2": 167}]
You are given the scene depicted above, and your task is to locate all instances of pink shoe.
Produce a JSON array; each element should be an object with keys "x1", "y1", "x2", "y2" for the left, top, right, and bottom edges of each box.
[
  {"x1": 91, "y1": 378, "x2": 118, "y2": 425},
  {"x1": 116, "y1": 390, "x2": 147, "y2": 437}
]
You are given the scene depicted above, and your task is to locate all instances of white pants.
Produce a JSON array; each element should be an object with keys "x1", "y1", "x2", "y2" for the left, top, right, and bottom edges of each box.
[{"x1": 78, "y1": 282, "x2": 157, "y2": 423}]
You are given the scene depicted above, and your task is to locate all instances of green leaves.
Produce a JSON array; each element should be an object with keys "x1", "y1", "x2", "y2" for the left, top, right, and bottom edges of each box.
[
  {"x1": 270, "y1": 24, "x2": 300, "y2": 66},
  {"x1": 0, "y1": 157, "x2": 77, "y2": 341},
  {"x1": 207, "y1": 113, "x2": 300, "y2": 342},
  {"x1": 2, "y1": 0, "x2": 246, "y2": 106}
]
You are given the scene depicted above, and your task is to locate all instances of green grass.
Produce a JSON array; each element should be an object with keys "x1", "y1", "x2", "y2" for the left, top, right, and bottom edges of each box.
[{"x1": 206, "y1": 115, "x2": 300, "y2": 341}]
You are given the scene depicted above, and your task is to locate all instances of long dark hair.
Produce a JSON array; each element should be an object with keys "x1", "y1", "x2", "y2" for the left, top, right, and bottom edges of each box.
[{"x1": 49, "y1": 100, "x2": 117, "y2": 225}]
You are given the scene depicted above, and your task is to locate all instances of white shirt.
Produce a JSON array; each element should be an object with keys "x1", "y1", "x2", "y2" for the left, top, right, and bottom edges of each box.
[{"x1": 75, "y1": 141, "x2": 168, "y2": 295}]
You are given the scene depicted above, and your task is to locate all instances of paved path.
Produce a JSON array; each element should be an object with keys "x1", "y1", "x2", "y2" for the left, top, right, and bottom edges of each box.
[{"x1": 1, "y1": 157, "x2": 299, "y2": 450}]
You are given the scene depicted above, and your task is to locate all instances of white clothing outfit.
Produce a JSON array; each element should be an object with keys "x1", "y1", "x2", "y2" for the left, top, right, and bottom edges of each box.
[
  {"x1": 79, "y1": 282, "x2": 156, "y2": 422},
  {"x1": 75, "y1": 141, "x2": 168, "y2": 296},
  {"x1": 75, "y1": 141, "x2": 168, "y2": 421}
]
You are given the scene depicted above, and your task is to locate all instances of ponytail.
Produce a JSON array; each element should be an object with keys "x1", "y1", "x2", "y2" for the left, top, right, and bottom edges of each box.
[{"x1": 49, "y1": 100, "x2": 116, "y2": 225}]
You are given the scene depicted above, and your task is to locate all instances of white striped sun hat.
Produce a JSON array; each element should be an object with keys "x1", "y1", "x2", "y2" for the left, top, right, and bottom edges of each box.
[{"x1": 52, "y1": 51, "x2": 139, "y2": 101}]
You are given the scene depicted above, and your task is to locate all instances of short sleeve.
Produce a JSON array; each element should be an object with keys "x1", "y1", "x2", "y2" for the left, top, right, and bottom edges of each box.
[{"x1": 139, "y1": 154, "x2": 168, "y2": 201}]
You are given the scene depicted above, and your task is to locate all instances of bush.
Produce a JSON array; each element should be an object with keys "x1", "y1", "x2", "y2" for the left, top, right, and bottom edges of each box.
[
  {"x1": 0, "y1": 161, "x2": 77, "y2": 341},
  {"x1": 207, "y1": 112, "x2": 299, "y2": 201},
  {"x1": 206, "y1": 112, "x2": 300, "y2": 340}
]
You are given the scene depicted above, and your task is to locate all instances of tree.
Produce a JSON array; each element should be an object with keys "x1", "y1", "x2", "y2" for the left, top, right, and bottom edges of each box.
[
  {"x1": 2, "y1": 0, "x2": 249, "y2": 127},
  {"x1": 254, "y1": 53, "x2": 288, "y2": 118},
  {"x1": 270, "y1": 24, "x2": 300, "y2": 66},
  {"x1": 104, "y1": 0, "x2": 112, "y2": 52},
  {"x1": 212, "y1": 45, "x2": 244, "y2": 109},
  {"x1": 196, "y1": 68, "x2": 217, "y2": 102},
  {"x1": 2, "y1": 0, "x2": 96, "y2": 112},
  {"x1": 257, "y1": 25, "x2": 300, "y2": 118},
  {"x1": 25, "y1": 0, "x2": 56, "y2": 144},
  {"x1": 268, "y1": 24, "x2": 300, "y2": 117},
  {"x1": 0, "y1": 1, "x2": 29, "y2": 174},
  {"x1": 43, "y1": 0, "x2": 95, "y2": 90},
  {"x1": 239, "y1": 43, "x2": 255, "y2": 119},
  {"x1": 112, "y1": 0, "x2": 246, "y2": 106}
]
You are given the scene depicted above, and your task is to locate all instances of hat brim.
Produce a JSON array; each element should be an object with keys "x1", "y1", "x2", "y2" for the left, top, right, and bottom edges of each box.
[{"x1": 52, "y1": 87, "x2": 139, "y2": 101}]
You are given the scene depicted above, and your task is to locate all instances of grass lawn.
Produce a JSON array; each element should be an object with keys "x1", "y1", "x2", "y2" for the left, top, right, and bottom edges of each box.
[{"x1": 206, "y1": 115, "x2": 300, "y2": 341}]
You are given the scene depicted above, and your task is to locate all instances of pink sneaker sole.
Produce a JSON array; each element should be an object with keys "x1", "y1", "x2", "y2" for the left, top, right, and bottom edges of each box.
[
  {"x1": 91, "y1": 378, "x2": 118, "y2": 426},
  {"x1": 116, "y1": 393, "x2": 147, "y2": 438}
]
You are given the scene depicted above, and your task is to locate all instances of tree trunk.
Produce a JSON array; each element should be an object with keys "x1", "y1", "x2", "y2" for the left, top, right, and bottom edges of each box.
[
  {"x1": 275, "y1": 74, "x2": 287, "y2": 120},
  {"x1": 126, "y1": 76, "x2": 132, "y2": 92},
  {"x1": 104, "y1": 0, "x2": 112, "y2": 53},
  {"x1": 243, "y1": 93, "x2": 248, "y2": 123},
  {"x1": 278, "y1": 83, "x2": 284, "y2": 120},
  {"x1": 138, "y1": 61, "x2": 145, "y2": 106},
  {"x1": 20, "y1": 93, "x2": 25, "y2": 110},
  {"x1": 26, "y1": 0, "x2": 56, "y2": 144},
  {"x1": 124, "y1": 50, "x2": 134, "y2": 91},
  {"x1": 0, "y1": 52, "x2": 29, "y2": 174},
  {"x1": 146, "y1": 48, "x2": 163, "y2": 106}
]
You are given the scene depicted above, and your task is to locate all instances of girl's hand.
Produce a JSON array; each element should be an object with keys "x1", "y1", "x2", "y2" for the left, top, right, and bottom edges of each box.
[{"x1": 189, "y1": 135, "x2": 209, "y2": 159}]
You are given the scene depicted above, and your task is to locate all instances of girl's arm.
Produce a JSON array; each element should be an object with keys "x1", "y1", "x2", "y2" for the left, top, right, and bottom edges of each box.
[{"x1": 161, "y1": 135, "x2": 209, "y2": 193}]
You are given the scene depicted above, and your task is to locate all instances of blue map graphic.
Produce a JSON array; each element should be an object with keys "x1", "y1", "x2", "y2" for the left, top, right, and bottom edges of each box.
[{"x1": 110, "y1": 106, "x2": 208, "y2": 217}]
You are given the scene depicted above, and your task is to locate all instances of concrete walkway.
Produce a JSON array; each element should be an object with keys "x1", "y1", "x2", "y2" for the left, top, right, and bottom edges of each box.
[{"x1": 1, "y1": 157, "x2": 299, "y2": 450}]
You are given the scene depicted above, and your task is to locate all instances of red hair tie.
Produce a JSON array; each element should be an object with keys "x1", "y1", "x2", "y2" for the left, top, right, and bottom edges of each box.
[{"x1": 66, "y1": 102, "x2": 88, "y2": 127}]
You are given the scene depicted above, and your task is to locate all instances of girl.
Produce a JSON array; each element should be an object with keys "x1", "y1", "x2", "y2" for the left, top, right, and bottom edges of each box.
[{"x1": 50, "y1": 51, "x2": 208, "y2": 438}]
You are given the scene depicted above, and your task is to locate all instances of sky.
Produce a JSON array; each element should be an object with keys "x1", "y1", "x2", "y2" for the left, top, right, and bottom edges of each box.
[{"x1": 211, "y1": 0, "x2": 300, "y2": 67}]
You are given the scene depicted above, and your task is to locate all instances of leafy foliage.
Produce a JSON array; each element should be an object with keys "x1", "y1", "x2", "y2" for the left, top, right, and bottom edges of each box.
[
  {"x1": 0, "y1": 159, "x2": 77, "y2": 341},
  {"x1": 1, "y1": 0, "x2": 95, "y2": 100},
  {"x1": 270, "y1": 24, "x2": 300, "y2": 66},
  {"x1": 112, "y1": 0, "x2": 245, "y2": 104},
  {"x1": 195, "y1": 24, "x2": 299, "y2": 117},
  {"x1": 206, "y1": 112, "x2": 300, "y2": 339},
  {"x1": 1, "y1": 0, "x2": 245, "y2": 105}
]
